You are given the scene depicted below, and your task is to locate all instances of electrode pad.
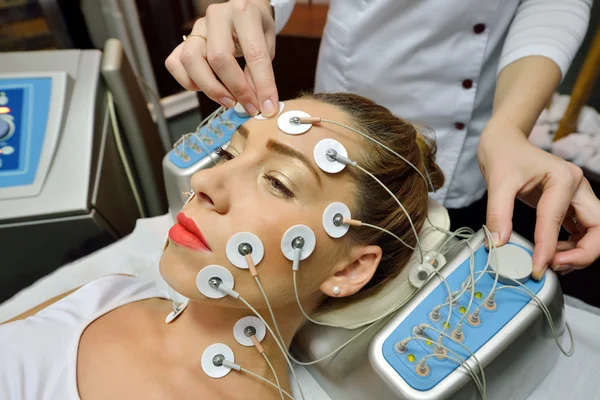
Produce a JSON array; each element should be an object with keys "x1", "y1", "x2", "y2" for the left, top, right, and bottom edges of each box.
[
  {"x1": 488, "y1": 243, "x2": 533, "y2": 284},
  {"x1": 196, "y1": 265, "x2": 235, "y2": 299},
  {"x1": 281, "y1": 225, "x2": 316, "y2": 261},
  {"x1": 322, "y1": 202, "x2": 351, "y2": 238},
  {"x1": 277, "y1": 111, "x2": 312, "y2": 135},
  {"x1": 314, "y1": 138, "x2": 348, "y2": 173},
  {"x1": 233, "y1": 316, "x2": 267, "y2": 347},
  {"x1": 165, "y1": 299, "x2": 189, "y2": 324},
  {"x1": 201, "y1": 343, "x2": 235, "y2": 378},
  {"x1": 226, "y1": 232, "x2": 265, "y2": 269}
]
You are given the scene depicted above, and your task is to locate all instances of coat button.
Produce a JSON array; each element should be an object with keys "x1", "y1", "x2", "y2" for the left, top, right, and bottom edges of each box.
[
  {"x1": 455, "y1": 122, "x2": 465, "y2": 130},
  {"x1": 462, "y1": 79, "x2": 473, "y2": 89},
  {"x1": 473, "y1": 24, "x2": 486, "y2": 34}
]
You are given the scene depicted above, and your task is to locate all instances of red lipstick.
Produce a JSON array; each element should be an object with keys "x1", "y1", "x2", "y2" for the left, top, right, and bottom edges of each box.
[{"x1": 168, "y1": 213, "x2": 212, "y2": 252}]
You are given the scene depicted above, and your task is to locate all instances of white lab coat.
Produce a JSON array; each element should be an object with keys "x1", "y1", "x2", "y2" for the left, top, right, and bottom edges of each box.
[{"x1": 271, "y1": 0, "x2": 592, "y2": 208}]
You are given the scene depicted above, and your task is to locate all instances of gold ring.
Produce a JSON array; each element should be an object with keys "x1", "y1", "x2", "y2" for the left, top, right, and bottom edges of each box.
[{"x1": 183, "y1": 33, "x2": 207, "y2": 42}]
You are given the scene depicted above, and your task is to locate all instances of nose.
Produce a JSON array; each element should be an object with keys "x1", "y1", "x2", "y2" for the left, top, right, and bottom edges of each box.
[{"x1": 190, "y1": 165, "x2": 231, "y2": 214}]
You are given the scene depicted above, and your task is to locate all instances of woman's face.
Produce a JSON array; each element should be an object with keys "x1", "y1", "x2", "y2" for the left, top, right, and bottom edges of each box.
[{"x1": 160, "y1": 99, "x2": 378, "y2": 308}]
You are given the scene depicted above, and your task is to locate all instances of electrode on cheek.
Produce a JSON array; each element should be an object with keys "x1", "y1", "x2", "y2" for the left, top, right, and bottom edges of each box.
[
  {"x1": 201, "y1": 343, "x2": 236, "y2": 378},
  {"x1": 322, "y1": 202, "x2": 352, "y2": 238},
  {"x1": 196, "y1": 265, "x2": 235, "y2": 299},
  {"x1": 281, "y1": 225, "x2": 316, "y2": 271},
  {"x1": 233, "y1": 316, "x2": 267, "y2": 347},
  {"x1": 313, "y1": 138, "x2": 353, "y2": 173},
  {"x1": 277, "y1": 111, "x2": 313, "y2": 135},
  {"x1": 226, "y1": 232, "x2": 265, "y2": 270}
]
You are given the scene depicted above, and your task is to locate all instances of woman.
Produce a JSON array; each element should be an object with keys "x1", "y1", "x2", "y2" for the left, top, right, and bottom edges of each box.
[
  {"x1": 166, "y1": 0, "x2": 600, "y2": 280},
  {"x1": 0, "y1": 93, "x2": 441, "y2": 399}
]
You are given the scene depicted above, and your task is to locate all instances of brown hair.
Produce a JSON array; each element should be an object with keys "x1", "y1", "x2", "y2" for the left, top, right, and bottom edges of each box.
[{"x1": 302, "y1": 93, "x2": 444, "y2": 311}]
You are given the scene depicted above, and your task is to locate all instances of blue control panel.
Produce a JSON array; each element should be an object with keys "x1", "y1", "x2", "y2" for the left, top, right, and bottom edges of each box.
[
  {"x1": 0, "y1": 78, "x2": 52, "y2": 188},
  {"x1": 382, "y1": 243, "x2": 543, "y2": 391},
  {"x1": 167, "y1": 108, "x2": 250, "y2": 170}
]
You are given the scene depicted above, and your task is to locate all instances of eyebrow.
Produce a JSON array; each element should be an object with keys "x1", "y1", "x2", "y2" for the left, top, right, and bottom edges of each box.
[{"x1": 234, "y1": 125, "x2": 322, "y2": 187}]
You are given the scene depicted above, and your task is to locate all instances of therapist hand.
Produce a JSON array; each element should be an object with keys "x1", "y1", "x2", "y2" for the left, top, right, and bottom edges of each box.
[
  {"x1": 165, "y1": 0, "x2": 279, "y2": 117},
  {"x1": 478, "y1": 121, "x2": 600, "y2": 280}
]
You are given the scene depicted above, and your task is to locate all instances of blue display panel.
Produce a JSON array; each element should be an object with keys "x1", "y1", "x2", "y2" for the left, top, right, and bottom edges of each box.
[
  {"x1": 0, "y1": 78, "x2": 52, "y2": 188},
  {"x1": 382, "y1": 243, "x2": 543, "y2": 391},
  {"x1": 167, "y1": 108, "x2": 250, "y2": 169}
]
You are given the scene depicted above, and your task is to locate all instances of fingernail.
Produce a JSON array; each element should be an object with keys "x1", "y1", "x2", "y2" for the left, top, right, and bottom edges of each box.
[
  {"x1": 558, "y1": 269, "x2": 574, "y2": 276},
  {"x1": 262, "y1": 99, "x2": 275, "y2": 117},
  {"x1": 532, "y1": 264, "x2": 548, "y2": 280},
  {"x1": 491, "y1": 232, "x2": 500, "y2": 246},
  {"x1": 553, "y1": 264, "x2": 573, "y2": 272},
  {"x1": 245, "y1": 103, "x2": 259, "y2": 116},
  {"x1": 484, "y1": 232, "x2": 500, "y2": 249},
  {"x1": 219, "y1": 97, "x2": 236, "y2": 108}
]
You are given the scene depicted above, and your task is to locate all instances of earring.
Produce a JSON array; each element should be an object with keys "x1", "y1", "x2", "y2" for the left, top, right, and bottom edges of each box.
[{"x1": 332, "y1": 286, "x2": 341, "y2": 295}]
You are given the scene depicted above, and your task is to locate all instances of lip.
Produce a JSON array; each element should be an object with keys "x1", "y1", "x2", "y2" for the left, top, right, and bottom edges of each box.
[{"x1": 168, "y1": 213, "x2": 212, "y2": 252}]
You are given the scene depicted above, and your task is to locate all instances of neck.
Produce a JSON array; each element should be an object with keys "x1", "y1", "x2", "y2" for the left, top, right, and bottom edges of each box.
[{"x1": 159, "y1": 288, "x2": 322, "y2": 395}]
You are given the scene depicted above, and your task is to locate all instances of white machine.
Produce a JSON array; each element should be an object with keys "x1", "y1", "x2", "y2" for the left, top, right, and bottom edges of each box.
[{"x1": 0, "y1": 41, "x2": 167, "y2": 303}]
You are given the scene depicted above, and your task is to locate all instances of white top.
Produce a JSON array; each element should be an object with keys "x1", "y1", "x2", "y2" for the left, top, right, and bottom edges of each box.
[
  {"x1": 270, "y1": 0, "x2": 592, "y2": 207},
  {"x1": 0, "y1": 275, "x2": 167, "y2": 400}
]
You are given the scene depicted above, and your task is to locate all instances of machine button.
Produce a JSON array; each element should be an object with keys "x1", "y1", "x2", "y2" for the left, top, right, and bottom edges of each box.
[
  {"x1": 455, "y1": 122, "x2": 465, "y2": 130},
  {"x1": 462, "y1": 79, "x2": 473, "y2": 89},
  {"x1": 0, "y1": 118, "x2": 9, "y2": 140}
]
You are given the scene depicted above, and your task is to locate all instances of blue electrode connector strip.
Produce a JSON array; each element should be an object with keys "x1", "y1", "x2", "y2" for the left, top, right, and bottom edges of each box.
[
  {"x1": 168, "y1": 108, "x2": 251, "y2": 170},
  {"x1": 382, "y1": 243, "x2": 543, "y2": 391}
]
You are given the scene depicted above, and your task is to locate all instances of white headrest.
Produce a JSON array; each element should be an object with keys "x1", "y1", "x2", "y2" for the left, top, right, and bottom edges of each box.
[{"x1": 292, "y1": 197, "x2": 450, "y2": 377}]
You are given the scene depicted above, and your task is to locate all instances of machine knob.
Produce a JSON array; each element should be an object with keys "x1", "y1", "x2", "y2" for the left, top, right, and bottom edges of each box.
[{"x1": 0, "y1": 116, "x2": 15, "y2": 142}]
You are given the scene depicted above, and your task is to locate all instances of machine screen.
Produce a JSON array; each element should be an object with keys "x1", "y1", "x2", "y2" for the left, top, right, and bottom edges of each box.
[{"x1": 0, "y1": 78, "x2": 52, "y2": 188}]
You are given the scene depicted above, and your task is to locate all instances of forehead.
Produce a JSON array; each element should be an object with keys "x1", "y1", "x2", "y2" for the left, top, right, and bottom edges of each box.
[{"x1": 242, "y1": 98, "x2": 361, "y2": 159}]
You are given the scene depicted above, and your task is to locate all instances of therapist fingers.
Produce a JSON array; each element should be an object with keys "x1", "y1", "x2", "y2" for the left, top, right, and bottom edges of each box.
[
  {"x1": 232, "y1": 2, "x2": 279, "y2": 116},
  {"x1": 485, "y1": 175, "x2": 518, "y2": 247},
  {"x1": 165, "y1": 19, "x2": 236, "y2": 109},
  {"x1": 165, "y1": 43, "x2": 200, "y2": 92},
  {"x1": 551, "y1": 178, "x2": 600, "y2": 272},
  {"x1": 531, "y1": 163, "x2": 583, "y2": 279}
]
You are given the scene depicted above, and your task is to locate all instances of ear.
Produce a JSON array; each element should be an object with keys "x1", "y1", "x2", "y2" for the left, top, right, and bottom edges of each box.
[{"x1": 319, "y1": 245, "x2": 382, "y2": 298}]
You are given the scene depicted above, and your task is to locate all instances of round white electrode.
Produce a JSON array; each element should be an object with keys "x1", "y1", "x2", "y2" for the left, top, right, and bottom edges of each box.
[
  {"x1": 233, "y1": 316, "x2": 266, "y2": 347},
  {"x1": 488, "y1": 243, "x2": 533, "y2": 285},
  {"x1": 409, "y1": 262, "x2": 436, "y2": 289},
  {"x1": 196, "y1": 265, "x2": 235, "y2": 299},
  {"x1": 165, "y1": 299, "x2": 189, "y2": 324},
  {"x1": 201, "y1": 343, "x2": 235, "y2": 378},
  {"x1": 313, "y1": 138, "x2": 348, "y2": 173},
  {"x1": 277, "y1": 111, "x2": 313, "y2": 135},
  {"x1": 226, "y1": 232, "x2": 265, "y2": 269},
  {"x1": 254, "y1": 102, "x2": 285, "y2": 120},
  {"x1": 281, "y1": 225, "x2": 316, "y2": 261},
  {"x1": 322, "y1": 202, "x2": 351, "y2": 238}
]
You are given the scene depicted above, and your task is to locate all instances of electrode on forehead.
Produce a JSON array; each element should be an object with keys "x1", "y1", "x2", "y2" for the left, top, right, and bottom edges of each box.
[
  {"x1": 196, "y1": 265, "x2": 235, "y2": 299},
  {"x1": 226, "y1": 232, "x2": 265, "y2": 269},
  {"x1": 254, "y1": 102, "x2": 285, "y2": 120},
  {"x1": 322, "y1": 202, "x2": 351, "y2": 238},
  {"x1": 201, "y1": 343, "x2": 235, "y2": 378},
  {"x1": 233, "y1": 316, "x2": 266, "y2": 347},
  {"x1": 165, "y1": 299, "x2": 189, "y2": 324},
  {"x1": 313, "y1": 138, "x2": 351, "y2": 173},
  {"x1": 277, "y1": 111, "x2": 313, "y2": 135},
  {"x1": 281, "y1": 224, "x2": 316, "y2": 261}
]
